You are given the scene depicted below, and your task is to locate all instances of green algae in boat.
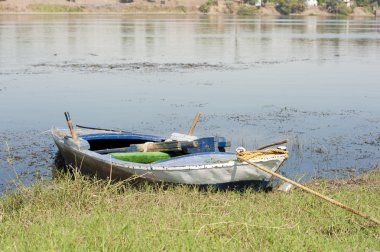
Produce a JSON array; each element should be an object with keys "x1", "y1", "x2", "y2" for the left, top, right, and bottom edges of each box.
[{"x1": 111, "y1": 152, "x2": 173, "y2": 164}]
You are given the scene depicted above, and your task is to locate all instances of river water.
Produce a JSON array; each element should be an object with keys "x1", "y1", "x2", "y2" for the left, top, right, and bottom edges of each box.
[{"x1": 0, "y1": 14, "x2": 379, "y2": 191}]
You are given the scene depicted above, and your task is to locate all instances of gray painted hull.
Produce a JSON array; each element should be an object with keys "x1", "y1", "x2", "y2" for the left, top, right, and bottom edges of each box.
[{"x1": 52, "y1": 129, "x2": 287, "y2": 188}]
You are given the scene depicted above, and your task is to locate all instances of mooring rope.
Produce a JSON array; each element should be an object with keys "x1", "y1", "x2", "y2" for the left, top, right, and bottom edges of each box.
[{"x1": 237, "y1": 148, "x2": 289, "y2": 160}]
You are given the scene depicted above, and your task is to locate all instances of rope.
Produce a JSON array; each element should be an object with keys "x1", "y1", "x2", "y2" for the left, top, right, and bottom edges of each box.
[{"x1": 237, "y1": 148, "x2": 289, "y2": 160}]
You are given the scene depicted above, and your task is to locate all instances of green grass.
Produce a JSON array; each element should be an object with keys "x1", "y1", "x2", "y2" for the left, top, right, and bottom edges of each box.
[
  {"x1": 0, "y1": 169, "x2": 379, "y2": 251},
  {"x1": 28, "y1": 4, "x2": 83, "y2": 13}
]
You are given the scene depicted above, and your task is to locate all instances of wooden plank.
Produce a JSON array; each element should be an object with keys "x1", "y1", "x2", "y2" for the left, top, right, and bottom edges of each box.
[
  {"x1": 95, "y1": 140, "x2": 198, "y2": 154},
  {"x1": 138, "y1": 141, "x2": 182, "y2": 152},
  {"x1": 96, "y1": 146, "x2": 139, "y2": 154}
]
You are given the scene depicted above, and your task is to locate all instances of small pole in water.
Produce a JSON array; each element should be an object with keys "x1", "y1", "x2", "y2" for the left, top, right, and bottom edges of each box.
[
  {"x1": 64, "y1": 112, "x2": 78, "y2": 143},
  {"x1": 188, "y1": 112, "x2": 201, "y2": 136}
]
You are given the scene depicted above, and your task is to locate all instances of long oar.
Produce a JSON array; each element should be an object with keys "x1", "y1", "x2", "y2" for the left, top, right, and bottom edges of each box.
[
  {"x1": 188, "y1": 112, "x2": 201, "y2": 136},
  {"x1": 64, "y1": 112, "x2": 78, "y2": 143},
  {"x1": 256, "y1": 139, "x2": 288, "y2": 150},
  {"x1": 76, "y1": 124, "x2": 130, "y2": 133},
  {"x1": 237, "y1": 155, "x2": 380, "y2": 226}
]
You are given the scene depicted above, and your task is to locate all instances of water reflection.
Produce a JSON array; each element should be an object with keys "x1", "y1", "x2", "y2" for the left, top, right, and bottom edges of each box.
[{"x1": 1, "y1": 15, "x2": 379, "y2": 69}]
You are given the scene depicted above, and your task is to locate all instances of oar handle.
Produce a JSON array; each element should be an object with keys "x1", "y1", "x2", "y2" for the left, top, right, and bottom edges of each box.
[
  {"x1": 64, "y1": 112, "x2": 78, "y2": 142},
  {"x1": 64, "y1": 112, "x2": 70, "y2": 122}
]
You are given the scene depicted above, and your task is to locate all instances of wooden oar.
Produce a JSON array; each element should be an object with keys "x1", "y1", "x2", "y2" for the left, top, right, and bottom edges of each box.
[
  {"x1": 188, "y1": 112, "x2": 201, "y2": 136},
  {"x1": 64, "y1": 112, "x2": 78, "y2": 143},
  {"x1": 237, "y1": 156, "x2": 380, "y2": 226},
  {"x1": 256, "y1": 139, "x2": 288, "y2": 150},
  {"x1": 76, "y1": 124, "x2": 130, "y2": 133}
]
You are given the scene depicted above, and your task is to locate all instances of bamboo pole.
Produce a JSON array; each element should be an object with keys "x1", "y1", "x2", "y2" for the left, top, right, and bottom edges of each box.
[
  {"x1": 64, "y1": 112, "x2": 78, "y2": 143},
  {"x1": 188, "y1": 112, "x2": 201, "y2": 136},
  {"x1": 256, "y1": 139, "x2": 288, "y2": 150},
  {"x1": 237, "y1": 156, "x2": 380, "y2": 226}
]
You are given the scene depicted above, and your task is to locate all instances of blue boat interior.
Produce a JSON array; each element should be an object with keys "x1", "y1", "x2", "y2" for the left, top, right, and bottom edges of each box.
[{"x1": 79, "y1": 133, "x2": 165, "y2": 151}]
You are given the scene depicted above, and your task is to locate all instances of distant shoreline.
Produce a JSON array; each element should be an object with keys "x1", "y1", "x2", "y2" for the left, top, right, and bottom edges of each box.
[{"x1": 0, "y1": 1, "x2": 377, "y2": 17}]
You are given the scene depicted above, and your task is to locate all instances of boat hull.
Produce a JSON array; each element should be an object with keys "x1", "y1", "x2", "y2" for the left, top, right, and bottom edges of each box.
[{"x1": 52, "y1": 128, "x2": 287, "y2": 189}]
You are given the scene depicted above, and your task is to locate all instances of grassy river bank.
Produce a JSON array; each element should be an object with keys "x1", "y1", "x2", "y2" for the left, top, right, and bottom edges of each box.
[
  {"x1": 0, "y1": 168, "x2": 379, "y2": 251},
  {"x1": 0, "y1": 0, "x2": 377, "y2": 16}
]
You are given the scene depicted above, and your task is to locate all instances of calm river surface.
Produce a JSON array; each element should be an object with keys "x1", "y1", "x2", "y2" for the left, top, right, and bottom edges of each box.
[{"x1": 0, "y1": 14, "x2": 379, "y2": 191}]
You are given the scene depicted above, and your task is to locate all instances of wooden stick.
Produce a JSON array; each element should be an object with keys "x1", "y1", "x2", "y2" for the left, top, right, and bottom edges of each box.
[
  {"x1": 256, "y1": 139, "x2": 288, "y2": 150},
  {"x1": 237, "y1": 156, "x2": 380, "y2": 226},
  {"x1": 64, "y1": 112, "x2": 78, "y2": 143},
  {"x1": 188, "y1": 112, "x2": 201, "y2": 136}
]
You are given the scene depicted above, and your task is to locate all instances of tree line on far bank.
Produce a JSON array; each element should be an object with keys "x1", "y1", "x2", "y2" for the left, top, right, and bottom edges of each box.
[
  {"x1": 199, "y1": 0, "x2": 379, "y2": 16},
  {"x1": 277, "y1": 0, "x2": 378, "y2": 15}
]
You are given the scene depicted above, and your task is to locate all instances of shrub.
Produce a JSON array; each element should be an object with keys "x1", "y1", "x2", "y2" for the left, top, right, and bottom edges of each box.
[
  {"x1": 237, "y1": 5, "x2": 258, "y2": 15},
  {"x1": 199, "y1": 3, "x2": 210, "y2": 12},
  {"x1": 354, "y1": 0, "x2": 370, "y2": 6},
  {"x1": 176, "y1": 5, "x2": 187, "y2": 12},
  {"x1": 276, "y1": 0, "x2": 306, "y2": 15},
  {"x1": 336, "y1": 2, "x2": 352, "y2": 14},
  {"x1": 199, "y1": 0, "x2": 217, "y2": 13},
  {"x1": 241, "y1": 0, "x2": 262, "y2": 5},
  {"x1": 325, "y1": 0, "x2": 352, "y2": 15},
  {"x1": 225, "y1": 0, "x2": 234, "y2": 13}
]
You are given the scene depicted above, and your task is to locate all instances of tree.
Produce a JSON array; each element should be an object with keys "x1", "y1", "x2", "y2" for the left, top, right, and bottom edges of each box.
[{"x1": 276, "y1": 0, "x2": 306, "y2": 15}]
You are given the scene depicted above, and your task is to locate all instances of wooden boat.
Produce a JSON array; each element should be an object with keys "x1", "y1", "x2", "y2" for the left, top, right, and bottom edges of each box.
[{"x1": 52, "y1": 127, "x2": 288, "y2": 189}]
